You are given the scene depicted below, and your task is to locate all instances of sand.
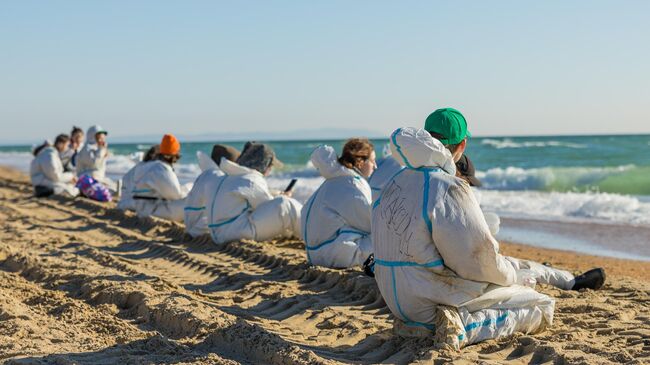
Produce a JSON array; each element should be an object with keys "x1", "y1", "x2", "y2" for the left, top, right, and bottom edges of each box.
[{"x1": 0, "y1": 165, "x2": 649, "y2": 364}]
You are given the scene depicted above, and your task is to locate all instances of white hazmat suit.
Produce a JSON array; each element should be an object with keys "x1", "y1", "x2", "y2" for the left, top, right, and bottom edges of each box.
[
  {"x1": 207, "y1": 159, "x2": 302, "y2": 245},
  {"x1": 301, "y1": 145, "x2": 373, "y2": 268},
  {"x1": 183, "y1": 152, "x2": 227, "y2": 238},
  {"x1": 369, "y1": 153, "x2": 502, "y2": 236},
  {"x1": 372, "y1": 127, "x2": 574, "y2": 348},
  {"x1": 76, "y1": 125, "x2": 116, "y2": 190},
  {"x1": 117, "y1": 160, "x2": 146, "y2": 211},
  {"x1": 30, "y1": 146, "x2": 79, "y2": 197},
  {"x1": 131, "y1": 160, "x2": 188, "y2": 222}
]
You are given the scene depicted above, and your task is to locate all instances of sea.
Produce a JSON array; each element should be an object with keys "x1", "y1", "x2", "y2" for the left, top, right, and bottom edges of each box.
[{"x1": 2, "y1": 134, "x2": 650, "y2": 261}]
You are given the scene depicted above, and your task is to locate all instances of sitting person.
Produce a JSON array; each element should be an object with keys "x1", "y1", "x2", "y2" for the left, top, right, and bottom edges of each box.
[
  {"x1": 132, "y1": 134, "x2": 188, "y2": 221},
  {"x1": 184, "y1": 144, "x2": 240, "y2": 238},
  {"x1": 30, "y1": 134, "x2": 79, "y2": 197},
  {"x1": 301, "y1": 139, "x2": 376, "y2": 268},
  {"x1": 60, "y1": 126, "x2": 84, "y2": 172},
  {"x1": 76, "y1": 125, "x2": 116, "y2": 190},
  {"x1": 207, "y1": 142, "x2": 302, "y2": 245},
  {"x1": 372, "y1": 118, "x2": 604, "y2": 349},
  {"x1": 116, "y1": 144, "x2": 159, "y2": 211}
]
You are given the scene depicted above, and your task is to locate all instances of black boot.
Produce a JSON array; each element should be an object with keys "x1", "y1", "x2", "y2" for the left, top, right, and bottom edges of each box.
[
  {"x1": 362, "y1": 254, "x2": 375, "y2": 278},
  {"x1": 571, "y1": 268, "x2": 606, "y2": 290}
]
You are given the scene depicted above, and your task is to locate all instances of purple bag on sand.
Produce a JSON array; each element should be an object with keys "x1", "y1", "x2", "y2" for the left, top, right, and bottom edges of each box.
[{"x1": 76, "y1": 174, "x2": 112, "y2": 202}]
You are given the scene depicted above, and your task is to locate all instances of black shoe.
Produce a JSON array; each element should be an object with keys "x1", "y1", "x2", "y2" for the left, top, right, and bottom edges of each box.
[
  {"x1": 571, "y1": 268, "x2": 606, "y2": 290},
  {"x1": 362, "y1": 254, "x2": 375, "y2": 278}
]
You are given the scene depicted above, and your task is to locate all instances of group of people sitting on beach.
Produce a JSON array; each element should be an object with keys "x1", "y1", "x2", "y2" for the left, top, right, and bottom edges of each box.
[
  {"x1": 30, "y1": 125, "x2": 115, "y2": 198},
  {"x1": 29, "y1": 108, "x2": 606, "y2": 349}
]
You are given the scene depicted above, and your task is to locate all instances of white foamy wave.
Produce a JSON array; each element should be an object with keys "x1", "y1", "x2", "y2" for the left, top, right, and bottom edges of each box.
[
  {"x1": 0, "y1": 152, "x2": 32, "y2": 172},
  {"x1": 105, "y1": 154, "x2": 139, "y2": 175},
  {"x1": 476, "y1": 189, "x2": 650, "y2": 226},
  {"x1": 267, "y1": 175, "x2": 324, "y2": 204},
  {"x1": 476, "y1": 165, "x2": 634, "y2": 191},
  {"x1": 481, "y1": 138, "x2": 586, "y2": 149}
]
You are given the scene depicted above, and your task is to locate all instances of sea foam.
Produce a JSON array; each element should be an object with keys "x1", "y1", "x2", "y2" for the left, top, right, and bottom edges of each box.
[{"x1": 481, "y1": 138, "x2": 587, "y2": 149}]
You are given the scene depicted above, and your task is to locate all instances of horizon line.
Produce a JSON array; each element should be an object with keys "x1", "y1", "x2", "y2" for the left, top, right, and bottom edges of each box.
[{"x1": 1, "y1": 131, "x2": 649, "y2": 147}]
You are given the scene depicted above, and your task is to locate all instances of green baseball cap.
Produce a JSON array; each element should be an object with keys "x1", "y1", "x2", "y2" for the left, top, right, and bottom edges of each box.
[{"x1": 424, "y1": 108, "x2": 471, "y2": 145}]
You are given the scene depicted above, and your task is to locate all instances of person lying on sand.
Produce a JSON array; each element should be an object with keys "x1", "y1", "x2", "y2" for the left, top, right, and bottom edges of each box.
[
  {"x1": 301, "y1": 139, "x2": 376, "y2": 268},
  {"x1": 76, "y1": 125, "x2": 116, "y2": 191},
  {"x1": 184, "y1": 144, "x2": 240, "y2": 238},
  {"x1": 371, "y1": 110, "x2": 605, "y2": 349},
  {"x1": 117, "y1": 144, "x2": 159, "y2": 212},
  {"x1": 131, "y1": 134, "x2": 188, "y2": 222},
  {"x1": 206, "y1": 141, "x2": 302, "y2": 245},
  {"x1": 30, "y1": 134, "x2": 79, "y2": 198}
]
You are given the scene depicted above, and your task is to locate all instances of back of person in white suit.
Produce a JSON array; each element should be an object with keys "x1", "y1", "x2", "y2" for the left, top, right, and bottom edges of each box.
[
  {"x1": 301, "y1": 139, "x2": 377, "y2": 268},
  {"x1": 184, "y1": 144, "x2": 240, "y2": 238},
  {"x1": 132, "y1": 134, "x2": 188, "y2": 222},
  {"x1": 372, "y1": 108, "x2": 605, "y2": 349},
  {"x1": 207, "y1": 142, "x2": 302, "y2": 245}
]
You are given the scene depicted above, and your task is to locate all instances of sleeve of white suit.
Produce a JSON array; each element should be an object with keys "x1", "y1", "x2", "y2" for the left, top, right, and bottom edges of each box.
[
  {"x1": 43, "y1": 151, "x2": 75, "y2": 183},
  {"x1": 431, "y1": 182, "x2": 517, "y2": 287},
  {"x1": 235, "y1": 177, "x2": 274, "y2": 210},
  {"x1": 151, "y1": 165, "x2": 186, "y2": 200},
  {"x1": 337, "y1": 181, "x2": 372, "y2": 232},
  {"x1": 89, "y1": 146, "x2": 107, "y2": 169}
]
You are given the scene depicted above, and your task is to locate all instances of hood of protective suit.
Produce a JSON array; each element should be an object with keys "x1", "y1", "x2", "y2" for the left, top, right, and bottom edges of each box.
[
  {"x1": 311, "y1": 145, "x2": 357, "y2": 180},
  {"x1": 197, "y1": 150, "x2": 221, "y2": 172},
  {"x1": 86, "y1": 125, "x2": 107, "y2": 144},
  {"x1": 219, "y1": 158, "x2": 262, "y2": 177},
  {"x1": 389, "y1": 127, "x2": 456, "y2": 175}
]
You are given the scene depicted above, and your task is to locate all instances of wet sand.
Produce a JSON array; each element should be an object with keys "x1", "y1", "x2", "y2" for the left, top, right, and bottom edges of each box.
[{"x1": 1, "y1": 166, "x2": 649, "y2": 364}]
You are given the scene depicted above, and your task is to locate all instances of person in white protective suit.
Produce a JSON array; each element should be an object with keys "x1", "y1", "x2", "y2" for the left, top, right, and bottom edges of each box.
[
  {"x1": 132, "y1": 134, "x2": 189, "y2": 222},
  {"x1": 371, "y1": 109, "x2": 606, "y2": 349},
  {"x1": 207, "y1": 142, "x2": 302, "y2": 245},
  {"x1": 30, "y1": 134, "x2": 79, "y2": 197},
  {"x1": 76, "y1": 125, "x2": 116, "y2": 190},
  {"x1": 184, "y1": 144, "x2": 241, "y2": 238},
  {"x1": 60, "y1": 126, "x2": 85, "y2": 172},
  {"x1": 116, "y1": 145, "x2": 159, "y2": 212},
  {"x1": 301, "y1": 139, "x2": 377, "y2": 268}
]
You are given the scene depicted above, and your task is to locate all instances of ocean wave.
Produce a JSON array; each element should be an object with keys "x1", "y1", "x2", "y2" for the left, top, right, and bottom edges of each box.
[
  {"x1": 481, "y1": 138, "x2": 586, "y2": 149},
  {"x1": 4, "y1": 150, "x2": 650, "y2": 226},
  {"x1": 477, "y1": 189, "x2": 650, "y2": 226},
  {"x1": 475, "y1": 165, "x2": 650, "y2": 194}
]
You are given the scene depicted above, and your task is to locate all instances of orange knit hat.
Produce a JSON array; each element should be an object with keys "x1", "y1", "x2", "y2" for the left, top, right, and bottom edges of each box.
[{"x1": 159, "y1": 134, "x2": 181, "y2": 155}]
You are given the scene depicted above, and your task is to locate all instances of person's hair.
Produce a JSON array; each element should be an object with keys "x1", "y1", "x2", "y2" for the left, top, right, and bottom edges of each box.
[
  {"x1": 428, "y1": 131, "x2": 463, "y2": 154},
  {"x1": 55, "y1": 134, "x2": 70, "y2": 146},
  {"x1": 70, "y1": 126, "x2": 83, "y2": 137},
  {"x1": 338, "y1": 138, "x2": 374, "y2": 169},
  {"x1": 33, "y1": 142, "x2": 49, "y2": 156},
  {"x1": 158, "y1": 153, "x2": 180, "y2": 165},
  {"x1": 143, "y1": 145, "x2": 158, "y2": 162}
]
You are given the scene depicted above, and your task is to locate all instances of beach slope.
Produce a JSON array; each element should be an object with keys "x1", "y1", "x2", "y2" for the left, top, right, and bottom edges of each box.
[{"x1": 0, "y1": 166, "x2": 649, "y2": 364}]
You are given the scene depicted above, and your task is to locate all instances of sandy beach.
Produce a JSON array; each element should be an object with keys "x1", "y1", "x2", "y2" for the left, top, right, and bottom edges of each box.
[{"x1": 1, "y1": 165, "x2": 649, "y2": 364}]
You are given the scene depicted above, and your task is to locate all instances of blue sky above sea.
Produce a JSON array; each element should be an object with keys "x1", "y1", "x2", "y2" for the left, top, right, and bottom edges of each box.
[{"x1": 1, "y1": 0, "x2": 649, "y2": 144}]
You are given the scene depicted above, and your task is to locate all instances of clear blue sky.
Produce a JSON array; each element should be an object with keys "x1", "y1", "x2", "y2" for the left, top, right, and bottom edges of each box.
[{"x1": 1, "y1": 0, "x2": 649, "y2": 143}]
